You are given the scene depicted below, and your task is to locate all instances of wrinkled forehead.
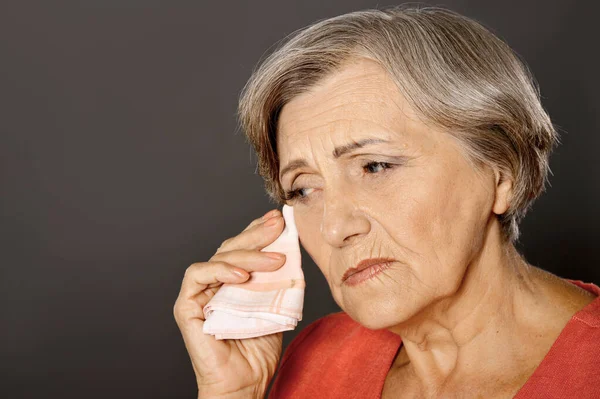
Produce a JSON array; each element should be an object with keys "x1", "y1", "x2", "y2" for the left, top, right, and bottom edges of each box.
[{"x1": 276, "y1": 59, "x2": 420, "y2": 162}]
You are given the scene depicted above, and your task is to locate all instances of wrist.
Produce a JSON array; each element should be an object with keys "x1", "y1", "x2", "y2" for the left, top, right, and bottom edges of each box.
[{"x1": 198, "y1": 385, "x2": 265, "y2": 399}]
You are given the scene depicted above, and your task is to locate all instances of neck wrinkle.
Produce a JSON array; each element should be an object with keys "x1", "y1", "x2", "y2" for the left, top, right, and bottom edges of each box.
[{"x1": 387, "y1": 220, "x2": 536, "y2": 387}]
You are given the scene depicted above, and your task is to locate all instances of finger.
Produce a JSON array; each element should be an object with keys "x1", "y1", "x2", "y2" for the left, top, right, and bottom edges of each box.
[
  {"x1": 210, "y1": 249, "x2": 286, "y2": 272},
  {"x1": 176, "y1": 261, "x2": 248, "y2": 301},
  {"x1": 216, "y1": 214, "x2": 285, "y2": 254},
  {"x1": 242, "y1": 208, "x2": 281, "y2": 233}
]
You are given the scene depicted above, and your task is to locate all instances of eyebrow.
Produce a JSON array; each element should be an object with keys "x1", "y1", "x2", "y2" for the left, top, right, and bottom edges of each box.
[{"x1": 279, "y1": 138, "x2": 388, "y2": 180}]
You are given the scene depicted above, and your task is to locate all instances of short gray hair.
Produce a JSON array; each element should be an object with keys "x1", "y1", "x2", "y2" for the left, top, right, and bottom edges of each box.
[{"x1": 238, "y1": 5, "x2": 559, "y2": 244}]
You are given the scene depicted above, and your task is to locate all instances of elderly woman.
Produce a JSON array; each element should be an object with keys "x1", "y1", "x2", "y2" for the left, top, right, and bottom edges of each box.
[{"x1": 174, "y1": 5, "x2": 600, "y2": 399}]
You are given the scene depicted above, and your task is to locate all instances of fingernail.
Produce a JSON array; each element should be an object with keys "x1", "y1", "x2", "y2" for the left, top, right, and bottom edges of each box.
[
  {"x1": 265, "y1": 252, "x2": 284, "y2": 260},
  {"x1": 232, "y1": 269, "x2": 248, "y2": 278},
  {"x1": 264, "y1": 216, "x2": 280, "y2": 227}
]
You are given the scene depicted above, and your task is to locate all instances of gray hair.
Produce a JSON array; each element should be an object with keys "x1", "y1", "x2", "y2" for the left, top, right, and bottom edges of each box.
[{"x1": 238, "y1": 4, "x2": 559, "y2": 244}]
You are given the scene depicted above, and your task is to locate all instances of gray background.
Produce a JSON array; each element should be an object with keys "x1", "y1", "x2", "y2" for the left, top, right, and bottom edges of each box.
[{"x1": 1, "y1": 0, "x2": 598, "y2": 398}]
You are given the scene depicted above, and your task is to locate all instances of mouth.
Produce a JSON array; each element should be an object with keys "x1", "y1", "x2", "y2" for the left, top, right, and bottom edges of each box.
[{"x1": 341, "y1": 257, "x2": 396, "y2": 284}]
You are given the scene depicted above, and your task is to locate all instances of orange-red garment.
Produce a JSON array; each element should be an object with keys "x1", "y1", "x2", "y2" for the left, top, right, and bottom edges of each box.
[{"x1": 268, "y1": 280, "x2": 600, "y2": 398}]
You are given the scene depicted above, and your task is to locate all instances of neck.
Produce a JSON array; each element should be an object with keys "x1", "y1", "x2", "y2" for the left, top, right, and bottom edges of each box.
[{"x1": 386, "y1": 219, "x2": 543, "y2": 391}]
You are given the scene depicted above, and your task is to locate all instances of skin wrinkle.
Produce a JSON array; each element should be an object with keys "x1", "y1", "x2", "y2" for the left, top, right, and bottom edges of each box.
[{"x1": 275, "y1": 58, "x2": 596, "y2": 397}]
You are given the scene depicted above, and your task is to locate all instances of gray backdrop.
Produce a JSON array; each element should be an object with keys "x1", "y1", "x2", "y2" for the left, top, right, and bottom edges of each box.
[{"x1": 1, "y1": 0, "x2": 598, "y2": 398}]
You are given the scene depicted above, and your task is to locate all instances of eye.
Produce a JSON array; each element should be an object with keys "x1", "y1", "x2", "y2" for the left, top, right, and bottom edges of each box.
[
  {"x1": 363, "y1": 161, "x2": 393, "y2": 174},
  {"x1": 284, "y1": 187, "x2": 314, "y2": 202},
  {"x1": 283, "y1": 161, "x2": 395, "y2": 203}
]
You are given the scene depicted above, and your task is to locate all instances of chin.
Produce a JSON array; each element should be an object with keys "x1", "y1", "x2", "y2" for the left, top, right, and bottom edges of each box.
[{"x1": 342, "y1": 297, "x2": 417, "y2": 331}]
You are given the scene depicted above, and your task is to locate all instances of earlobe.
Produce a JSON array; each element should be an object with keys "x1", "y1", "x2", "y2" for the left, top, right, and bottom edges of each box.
[{"x1": 492, "y1": 169, "x2": 513, "y2": 215}]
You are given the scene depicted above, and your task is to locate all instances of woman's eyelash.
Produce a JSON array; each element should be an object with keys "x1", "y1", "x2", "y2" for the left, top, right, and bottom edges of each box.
[
  {"x1": 284, "y1": 188, "x2": 310, "y2": 201},
  {"x1": 283, "y1": 161, "x2": 395, "y2": 201},
  {"x1": 362, "y1": 161, "x2": 394, "y2": 173}
]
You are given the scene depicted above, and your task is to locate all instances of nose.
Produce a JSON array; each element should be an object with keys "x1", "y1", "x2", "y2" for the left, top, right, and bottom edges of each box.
[{"x1": 320, "y1": 192, "x2": 371, "y2": 247}]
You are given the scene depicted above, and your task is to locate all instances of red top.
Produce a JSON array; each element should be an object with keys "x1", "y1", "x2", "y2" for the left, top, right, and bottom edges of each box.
[{"x1": 269, "y1": 279, "x2": 600, "y2": 398}]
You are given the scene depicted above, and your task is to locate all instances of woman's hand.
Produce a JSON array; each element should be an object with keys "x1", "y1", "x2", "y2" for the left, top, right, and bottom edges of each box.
[{"x1": 173, "y1": 209, "x2": 286, "y2": 399}]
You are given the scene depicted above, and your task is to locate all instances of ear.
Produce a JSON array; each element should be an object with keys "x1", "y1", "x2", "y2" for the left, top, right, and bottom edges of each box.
[{"x1": 492, "y1": 168, "x2": 513, "y2": 215}]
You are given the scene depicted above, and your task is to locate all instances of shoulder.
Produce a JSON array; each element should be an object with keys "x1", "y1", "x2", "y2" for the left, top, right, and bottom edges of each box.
[
  {"x1": 566, "y1": 279, "x2": 600, "y2": 328},
  {"x1": 525, "y1": 279, "x2": 600, "y2": 396},
  {"x1": 558, "y1": 280, "x2": 600, "y2": 359}
]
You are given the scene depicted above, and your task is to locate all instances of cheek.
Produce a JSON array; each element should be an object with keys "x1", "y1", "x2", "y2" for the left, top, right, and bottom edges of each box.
[
  {"x1": 372, "y1": 168, "x2": 434, "y2": 240},
  {"x1": 411, "y1": 162, "x2": 491, "y2": 289},
  {"x1": 374, "y1": 159, "x2": 484, "y2": 283},
  {"x1": 431, "y1": 164, "x2": 491, "y2": 243},
  {"x1": 295, "y1": 209, "x2": 331, "y2": 275},
  {"x1": 294, "y1": 208, "x2": 318, "y2": 244}
]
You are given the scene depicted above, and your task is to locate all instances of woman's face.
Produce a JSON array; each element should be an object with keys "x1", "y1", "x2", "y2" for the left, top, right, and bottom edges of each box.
[{"x1": 277, "y1": 58, "x2": 505, "y2": 330}]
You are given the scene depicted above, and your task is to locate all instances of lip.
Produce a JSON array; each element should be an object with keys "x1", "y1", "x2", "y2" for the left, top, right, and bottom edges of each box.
[{"x1": 341, "y1": 257, "x2": 396, "y2": 284}]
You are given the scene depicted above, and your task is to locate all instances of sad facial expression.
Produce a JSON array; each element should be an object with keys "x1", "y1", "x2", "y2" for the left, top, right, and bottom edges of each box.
[{"x1": 277, "y1": 58, "x2": 505, "y2": 329}]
